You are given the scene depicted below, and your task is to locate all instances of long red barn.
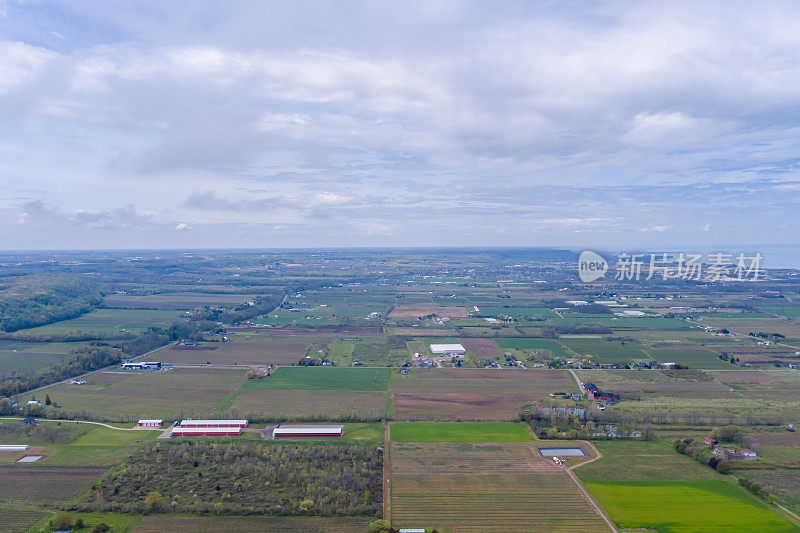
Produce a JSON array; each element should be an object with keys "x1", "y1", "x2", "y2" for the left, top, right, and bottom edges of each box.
[
  {"x1": 273, "y1": 425, "x2": 344, "y2": 438},
  {"x1": 171, "y1": 426, "x2": 243, "y2": 437},
  {"x1": 179, "y1": 419, "x2": 248, "y2": 428}
]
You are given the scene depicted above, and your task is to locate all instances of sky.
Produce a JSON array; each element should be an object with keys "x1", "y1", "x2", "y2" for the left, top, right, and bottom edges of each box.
[{"x1": 1, "y1": 0, "x2": 800, "y2": 250}]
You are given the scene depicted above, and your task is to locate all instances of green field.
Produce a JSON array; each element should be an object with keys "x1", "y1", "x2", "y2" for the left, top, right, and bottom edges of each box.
[
  {"x1": 30, "y1": 368, "x2": 249, "y2": 421},
  {"x1": 560, "y1": 338, "x2": 651, "y2": 363},
  {"x1": 585, "y1": 480, "x2": 798, "y2": 532},
  {"x1": 650, "y1": 346, "x2": 733, "y2": 369},
  {"x1": 16, "y1": 308, "x2": 185, "y2": 336},
  {"x1": 390, "y1": 422, "x2": 534, "y2": 442},
  {"x1": 761, "y1": 306, "x2": 800, "y2": 319},
  {"x1": 576, "y1": 440, "x2": 798, "y2": 532},
  {"x1": 495, "y1": 338, "x2": 570, "y2": 357},
  {"x1": 240, "y1": 366, "x2": 392, "y2": 391}
]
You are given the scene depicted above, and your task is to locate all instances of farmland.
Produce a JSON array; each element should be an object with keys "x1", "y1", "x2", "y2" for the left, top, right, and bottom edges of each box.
[
  {"x1": 3, "y1": 248, "x2": 800, "y2": 531},
  {"x1": 241, "y1": 366, "x2": 392, "y2": 391},
  {"x1": 28, "y1": 368, "x2": 249, "y2": 421},
  {"x1": 14, "y1": 308, "x2": 185, "y2": 337},
  {"x1": 390, "y1": 421, "x2": 534, "y2": 442},
  {"x1": 576, "y1": 440, "x2": 798, "y2": 532},
  {"x1": 163, "y1": 334, "x2": 315, "y2": 365},
  {"x1": 133, "y1": 516, "x2": 371, "y2": 532},
  {"x1": 0, "y1": 465, "x2": 109, "y2": 504},
  {"x1": 390, "y1": 441, "x2": 607, "y2": 531}
]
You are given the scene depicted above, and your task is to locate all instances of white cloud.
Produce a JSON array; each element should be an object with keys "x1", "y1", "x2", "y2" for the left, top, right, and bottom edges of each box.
[{"x1": 175, "y1": 223, "x2": 190, "y2": 231}]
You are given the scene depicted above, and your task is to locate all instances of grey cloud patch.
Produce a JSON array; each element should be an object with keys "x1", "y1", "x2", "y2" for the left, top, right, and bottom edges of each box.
[{"x1": 1, "y1": 2, "x2": 800, "y2": 248}]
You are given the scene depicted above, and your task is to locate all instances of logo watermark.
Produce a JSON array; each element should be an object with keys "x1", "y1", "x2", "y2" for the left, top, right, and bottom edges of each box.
[
  {"x1": 578, "y1": 251, "x2": 765, "y2": 282},
  {"x1": 578, "y1": 250, "x2": 609, "y2": 282}
]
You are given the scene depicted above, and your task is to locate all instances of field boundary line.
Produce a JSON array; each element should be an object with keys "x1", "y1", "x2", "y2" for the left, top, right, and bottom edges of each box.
[
  {"x1": 565, "y1": 467, "x2": 617, "y2": 532},
  {"x1": 383, "y1": 423, "x2": 391, "y2": 523},
  {"x1": 567, "y1": 440, "x2": 617, "y2": 532},
  {"x1": 775, "y1": 503, "x2": 800, "y2": 525},
  {"x1": 727, "y1": 474, "x2": 800, "y2": 526},
  {"x1": 569, "y1": 440, "x2": 602, "y2": 471}
]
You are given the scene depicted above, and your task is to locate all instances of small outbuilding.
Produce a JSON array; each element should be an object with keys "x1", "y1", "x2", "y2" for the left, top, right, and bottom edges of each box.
[{"x1": 137, "y1": 419, "x2": 163, "y2": 427}]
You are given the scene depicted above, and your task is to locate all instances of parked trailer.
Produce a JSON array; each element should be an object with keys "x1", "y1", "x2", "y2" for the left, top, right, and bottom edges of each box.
[
  {"x1": 273, "y1": 425, "x2": 344, "y2": 438},
  {"x1": 170, "y1": 426, "x2": 243, "y2": 437},
  {"x1": 179, "y1": 419, "x2": 248, "y2": 428}
]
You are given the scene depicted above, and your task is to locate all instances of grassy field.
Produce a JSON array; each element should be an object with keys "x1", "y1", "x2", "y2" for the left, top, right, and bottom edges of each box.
[
  {"x1": 240, "y1": 367, "x2": 392, "y2": 391},
  {"x1": 649, "y1": 344, "x2": 733, "y2": 369},
  {"x1": 32, "y1": 368, "x2": 249, "y2": 421},
  {"x1": 576, "y1": 440, "x2": 798, "y2": 532},
  {"x1": 390, "y1": 422, "x2": 533, "y2": 442},
  {"x1": 585, "y1": 479, "x2": 797, "y2": 532},
  {"x1": 495, "y1": 338, "x2": 570, "y2": 357},
  {"x1": 163, "y1": 334, "x2": 315, "y2": 365},
  {"x1": 104, "y1": 291, "x2": 263, "y2": 310},
  {"x1": 0, "y1": 340, "x2": 96, "y2": 376},
  {"x1": 391, "y1": 441, "x2": 606, "y2": 532},
  {"x1": 230, "y1": 389, "x2": 387, "y2": 421},
  {"x1": 16, "y1": 308, "x2": 185, "y2": 336},
  {"x1": 560, "y1": 338, "x2": 651, "y2": 363},
  {"x1": 761, "y1": 306, "x2": 800, "y2": 319}
]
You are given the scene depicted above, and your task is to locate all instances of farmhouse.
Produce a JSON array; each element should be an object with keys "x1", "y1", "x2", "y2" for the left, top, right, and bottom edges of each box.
[
  {"x1": 171, "y1": 426, "x2": 243, "y2": 437},
  {"x1": 273, "y1": 425, "x2": 344, "y2": 438},
  {"x1": 122, "y1": 361, "x2": 161, "y2": 370},
  {"x1": 430, "y1": 343, "x2": 466, "y2": 356},
  {"x1": 715, "y1": 447, "x2": 758, "y2": 460},
  {"x1": 179, "y1": 419, "x2": 248, "y2": 428},
  {"x1": 137, "y1": 419, "x2": 163, "y2": 427}
]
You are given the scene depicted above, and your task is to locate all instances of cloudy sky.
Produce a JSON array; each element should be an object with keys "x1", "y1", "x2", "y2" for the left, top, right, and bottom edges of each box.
[{"x1": 1, "y1": 0, "x2": 799, "y2": 250}]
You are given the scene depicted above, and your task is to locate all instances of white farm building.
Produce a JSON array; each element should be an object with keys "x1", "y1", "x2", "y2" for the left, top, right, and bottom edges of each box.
[{"x1": 430, "y1": 343, "x2": 466, "y2": 356}]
